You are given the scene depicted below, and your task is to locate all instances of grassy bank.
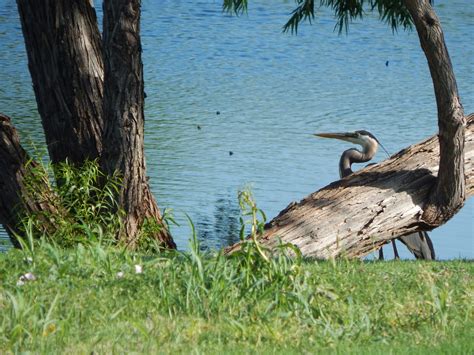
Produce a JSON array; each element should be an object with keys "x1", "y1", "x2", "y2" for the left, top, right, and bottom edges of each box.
[{"x1": 0, "y1": 240, "x2": 473, "y2": 354}]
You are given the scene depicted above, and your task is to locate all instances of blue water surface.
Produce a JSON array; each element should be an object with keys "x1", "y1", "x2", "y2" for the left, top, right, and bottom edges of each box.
[{"x1": 0, "y1": 0, "x2": 472, "y2": 258}]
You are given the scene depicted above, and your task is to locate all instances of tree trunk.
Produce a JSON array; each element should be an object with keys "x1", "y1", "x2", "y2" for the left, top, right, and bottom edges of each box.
[
  {"x1": 403, "y1": 0, "x2": 466, "y2": 226},
  {"x1": 14, "y1": 0, "x2": 175, "y2": 249},
  {"x1": 16, "y1": 0, "x2": 104, "y2": 165},
  {"x1": 0, "y1": 114, "x2": 60, "y2": 247},
  {"x1": 225, "y1": 114, "x2": 474, "y2": 259},
  {"x1": 102, "y1": 0, "x2": 175, "y2": 249}
]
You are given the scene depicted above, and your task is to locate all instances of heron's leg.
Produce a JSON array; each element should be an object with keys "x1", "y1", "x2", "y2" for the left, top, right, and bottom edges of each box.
[
  {"x1": 392, "y1": 240, "x2": 400, "y2": 260},
  {"x1": 378, "y1": 247, "x2": 384, "y2": 260},
  {"x1": 419, "y1": 231, "x2": 436, "y2": 260}
]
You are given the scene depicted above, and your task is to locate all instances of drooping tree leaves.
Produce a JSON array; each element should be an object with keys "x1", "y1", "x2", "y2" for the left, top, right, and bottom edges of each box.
[
  {"x1": 222, "y1": 0, "x2": 248, "y2": 15},
  {"x1": 224, "y1": 0, "x2": 432, "y2": 35}
]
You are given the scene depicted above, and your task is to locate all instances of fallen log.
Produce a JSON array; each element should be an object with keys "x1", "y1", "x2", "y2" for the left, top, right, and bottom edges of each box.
[{"x1": 226, "y1": 113, "x2": 473, "y2": 259}]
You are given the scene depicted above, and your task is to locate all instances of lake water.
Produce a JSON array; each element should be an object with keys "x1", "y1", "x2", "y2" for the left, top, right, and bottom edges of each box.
[{"x1": 0, "y1": 0, "x2": 472, "y2": 258}]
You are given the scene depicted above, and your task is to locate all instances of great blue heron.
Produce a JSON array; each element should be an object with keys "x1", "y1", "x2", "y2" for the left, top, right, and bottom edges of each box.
[{"x1": 314, "y1": 130, "x2": 435, "y2": 260}]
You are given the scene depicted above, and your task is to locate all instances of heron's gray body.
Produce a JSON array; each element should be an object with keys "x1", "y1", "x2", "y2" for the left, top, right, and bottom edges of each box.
[
  {"x1": 398, "y1": 231, "x2": 435, "y2": 260},
  {"x1": 316, "y1": 130, "x2": 436, "y2": 260}
]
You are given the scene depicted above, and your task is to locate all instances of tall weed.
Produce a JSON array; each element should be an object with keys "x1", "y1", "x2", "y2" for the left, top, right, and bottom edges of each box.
[{"x1": 22, "y1": 160, "x2": 122, "y2": 247}]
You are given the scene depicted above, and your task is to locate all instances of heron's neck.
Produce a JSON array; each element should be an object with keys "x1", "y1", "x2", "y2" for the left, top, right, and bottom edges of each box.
[{"x1": 339, "y1": 148, "x2": 373, "y2": 178}]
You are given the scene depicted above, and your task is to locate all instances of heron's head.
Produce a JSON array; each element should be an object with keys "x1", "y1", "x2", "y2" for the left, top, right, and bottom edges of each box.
[{"x1": 313, "y1": 130, "x2": 379, "y2": 154}]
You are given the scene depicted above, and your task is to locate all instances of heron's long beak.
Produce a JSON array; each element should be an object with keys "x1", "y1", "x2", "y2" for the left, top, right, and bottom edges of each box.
[{"x1": 313, "y1": 132, "x2": 358, "y2": 142}]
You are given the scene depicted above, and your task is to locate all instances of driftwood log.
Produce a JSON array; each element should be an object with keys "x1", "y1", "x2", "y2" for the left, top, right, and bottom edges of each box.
[{"x1": 226, "y1": 113, "x2": 474, "y2": 259}]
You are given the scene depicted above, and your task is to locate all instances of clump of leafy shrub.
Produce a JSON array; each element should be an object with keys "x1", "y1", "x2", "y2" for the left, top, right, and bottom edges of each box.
[{"x1": 21, "y1": 160, "x2": 123, "y2": 247}]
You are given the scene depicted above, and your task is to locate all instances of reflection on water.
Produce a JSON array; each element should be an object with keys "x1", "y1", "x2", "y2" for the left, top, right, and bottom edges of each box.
[
  {"x1": 0, "y1": 0, "x2": 472, "y2": 258},
  {"x1": 192, "y1": 193, "x2": 242, "y2": 251}
]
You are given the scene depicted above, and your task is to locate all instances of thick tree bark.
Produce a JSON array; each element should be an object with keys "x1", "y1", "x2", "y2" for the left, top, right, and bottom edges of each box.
[
  {"x1": 0, "y1": 114, "x2": 60, "y2": 247},
  {"x1": 16, "y1": 0, "x2": 104, "y2": 165},
  {"x1": 225, "y1": 114, "x2": 474, "y2": 259},
  {"x1": 102, "y1": 0, "x2": 175, "y2": 249},
  {"x1": 404, "y1": 0, "x2": 466, "y2": 226}
]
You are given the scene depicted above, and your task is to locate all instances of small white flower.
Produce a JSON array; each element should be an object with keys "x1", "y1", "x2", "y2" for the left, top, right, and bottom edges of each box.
[
  {"x1": 17, "y1": 272, "x2": 36, "y2": 286},
  {"x1": 134, "y1": 264, "x2": 143, "y2": 274},
  {"x1": 117, "y1": 271, "x2": 125, "y2": 278},
  {"x1": 22, "y1": 272, "x2": 36, "y2": 281}
]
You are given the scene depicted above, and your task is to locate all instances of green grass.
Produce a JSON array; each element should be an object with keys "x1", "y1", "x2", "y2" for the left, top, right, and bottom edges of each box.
[
  {"x1": 0, "y1": 240, "x2": 473, "y2": 353},
  {"x1": 4, "y1": 149, "x2": 471, "y2": 353}
]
